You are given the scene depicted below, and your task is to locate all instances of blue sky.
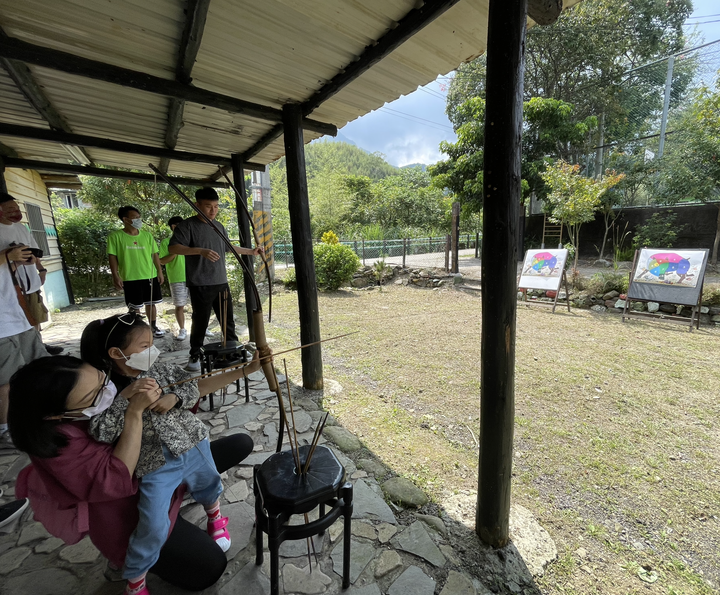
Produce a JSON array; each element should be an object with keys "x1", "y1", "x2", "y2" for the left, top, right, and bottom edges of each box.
[{"x1": 337, "y1": 1, "x2": 720, "y2": 168}]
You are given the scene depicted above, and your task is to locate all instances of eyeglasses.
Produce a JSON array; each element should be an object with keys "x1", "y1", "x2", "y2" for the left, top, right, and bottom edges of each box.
[{"x1": 62, "y1": 372, "x2": 109, "y2": 419}]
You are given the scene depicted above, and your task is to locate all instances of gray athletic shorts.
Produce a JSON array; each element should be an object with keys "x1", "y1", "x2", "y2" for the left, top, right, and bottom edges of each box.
[
  {"x1": 0, "y1": 328, "x2": 49, "y2": 385},
  {"x1": 169, "y1": 282, "x2": 188, "y2": 307}
]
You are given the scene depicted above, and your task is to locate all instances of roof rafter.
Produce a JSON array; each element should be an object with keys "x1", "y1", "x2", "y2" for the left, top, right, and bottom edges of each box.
[
  {"x1": 0, "y1": 35, "x2": 337, "y2": 136},
  {"x1": 4, "y1": 157, "x2": 228, "y2": 187},
  {"x1": 0, "y1": 29, "x2": 93, "y2": 165},
  {"x1": 0, "y1": 123, "x2": 265, "y2": 170},
  {"x1": 159, "y1": 0, "x2": 212, "y2": 174}
]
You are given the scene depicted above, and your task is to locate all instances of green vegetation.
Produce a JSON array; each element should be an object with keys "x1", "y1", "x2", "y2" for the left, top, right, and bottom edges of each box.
[
  {"x1": 313, "y1": 231, "x2": 361, "y2": 291},
  {"x1": 632, "y1": 211, "x2": 686, "y2": 249}
]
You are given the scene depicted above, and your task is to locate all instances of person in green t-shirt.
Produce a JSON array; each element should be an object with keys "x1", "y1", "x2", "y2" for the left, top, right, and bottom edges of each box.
[
  {"x1": 107, "y1": 206, "x2": 165, "y2": 337},
  {"x1": 159, "y1": 217, "x2": 188, "y2": 341}
]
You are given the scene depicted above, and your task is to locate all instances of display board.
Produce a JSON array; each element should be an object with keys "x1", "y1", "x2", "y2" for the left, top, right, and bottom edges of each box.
[
  {"x1": 518, "y1": 249, "x2": 568, "y2": 291},
  {"x1": 627, "y1": 248, "x2": 708, "y2": 306}
]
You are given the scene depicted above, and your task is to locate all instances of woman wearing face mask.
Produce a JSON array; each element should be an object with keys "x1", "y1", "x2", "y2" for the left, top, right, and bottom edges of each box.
[{"x1": 76, "y1": 312, "x2": 261, "y2": 595}]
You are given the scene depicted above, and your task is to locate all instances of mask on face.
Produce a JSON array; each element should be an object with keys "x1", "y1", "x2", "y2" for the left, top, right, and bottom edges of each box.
[
  {"x1": 65, "y1": 379, "x2": 117, "y2": 420},
  {"x1": 131, "y1": 218, "x2": 143, "y2": 230},
  {"x1": 121, "y1": 345, "x2": 160, "y2": 371}
]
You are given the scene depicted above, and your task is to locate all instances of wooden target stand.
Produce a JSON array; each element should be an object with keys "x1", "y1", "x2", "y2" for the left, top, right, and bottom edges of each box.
[
  {"x1": 517, "y1": 249, "x2": 571, "y2": 314},
  {"x1": 518, "y1": 269, "x2": 571, "y2": 313},
  {"x1": 621, "y1": 249, "x2": 709, "y2": 332}
]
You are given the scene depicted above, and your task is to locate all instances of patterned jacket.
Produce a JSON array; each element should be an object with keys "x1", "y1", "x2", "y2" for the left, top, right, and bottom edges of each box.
[{"x1": 88, "y1": 362, "x2": 208, "y2": 477}]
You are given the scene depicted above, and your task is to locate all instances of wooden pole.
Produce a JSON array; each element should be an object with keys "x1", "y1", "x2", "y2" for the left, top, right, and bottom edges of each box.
[
  {"x1": 231, "y1": 154, "x2": 257, "y2": 342},
  {"x1": 451, "y1": 201, "x2": 460, "y2": 273},
  {"x1": 402, "y1": 238, "x2": 407, "y2": 268},
  {"x1": 475, "y1": 232, "x2": 480, "y2": 259},
  {"x1": 445, "y1": 235, "x2": 450, "y2": 272},
  {"x1": 476, "y1": 0, "x2": 527, "y2": 548},
  {"x1": 282, "y1": 104, "x2": 323, "y2": 390}
]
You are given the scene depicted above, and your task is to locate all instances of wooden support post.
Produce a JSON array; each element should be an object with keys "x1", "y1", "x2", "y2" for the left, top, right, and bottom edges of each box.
[
  {"x1": 476, "y1": 0, "x2": 527, "y2": 548},
  {"x1": 475, "y1": 232, "x2": 480, "y2": 259},
  {"x1": 231, "y1": 154, "x2": 256, "y2": 342},
  {"x1": 402, "y1": 238, "x2": 407, "y2": 268},
  {"x1": 451, "y1": 201, "x2": 460, "y2": 274},
  {"x1": 282, "y1": 104, "x2": 323, "y2": 390}
]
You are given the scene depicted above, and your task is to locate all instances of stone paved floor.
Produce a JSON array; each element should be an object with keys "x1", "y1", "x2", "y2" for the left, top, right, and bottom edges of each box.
[{"x1": 0, "y1": 303, "x2": 552, "y2": 595}]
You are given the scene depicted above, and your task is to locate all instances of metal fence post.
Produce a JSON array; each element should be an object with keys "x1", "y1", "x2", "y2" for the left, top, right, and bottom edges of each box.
[
  {"x1": 475, "y1": 232, "x2": 480, "y2": 258},
  {"x1": 445, "y1": 234, "x2": 450, "y2": 272},
  {"x1": 362, "y1": 239, "x2": 365, "y2": 265},
  {"x1": 402, "y1": 238, "x2": 407, "y2": 268}
]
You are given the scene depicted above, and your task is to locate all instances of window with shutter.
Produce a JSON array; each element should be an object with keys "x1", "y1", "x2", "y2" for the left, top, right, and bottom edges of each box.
[{"x1": 25, "y1": 203, "x2": 50, "y2": 255}]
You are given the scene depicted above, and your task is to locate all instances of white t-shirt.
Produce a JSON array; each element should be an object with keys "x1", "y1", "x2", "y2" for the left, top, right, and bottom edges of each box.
[
  {"x1": 0, "y1": 259, "x2": 32, "y2": 339},
  {"x1": 0, "y1": 222, "x2": 42, "y2": 293}
]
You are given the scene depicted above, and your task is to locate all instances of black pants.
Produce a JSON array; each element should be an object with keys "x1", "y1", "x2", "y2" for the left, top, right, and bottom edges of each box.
[
  {"x1": 149, "y1": 433, "x2": 254, "y2": 591},
  {"x1": 188, "y1": 283, "x2": 238, "y2": 357}
]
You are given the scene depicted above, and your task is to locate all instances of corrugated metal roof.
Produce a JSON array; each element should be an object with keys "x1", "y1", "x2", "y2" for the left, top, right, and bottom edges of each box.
[{"x1": 0, "y1": 0, "x2": 582, "y2": 180}]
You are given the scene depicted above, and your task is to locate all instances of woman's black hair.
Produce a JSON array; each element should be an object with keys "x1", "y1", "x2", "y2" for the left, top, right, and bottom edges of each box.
[
  {"x1": 8, "y1": 356, "x2": 85, "y2": 458},
  {"x1": 80, "y1": 313, "x2": 150, "y2": 376}
]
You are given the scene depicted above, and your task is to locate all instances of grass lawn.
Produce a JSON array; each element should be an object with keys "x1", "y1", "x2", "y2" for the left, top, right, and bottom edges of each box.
[{"x1": 264, "y1": 283, "x2": 720, "y2": 595}]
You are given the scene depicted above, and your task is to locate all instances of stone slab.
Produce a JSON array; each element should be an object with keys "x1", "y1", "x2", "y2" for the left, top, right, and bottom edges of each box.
[
  {"x1": 253, "y1": 390, "x2": 277, "y2": 401},
  {"x1": 347, "y1": 585, "x2": 382, "y2": 595},
  {"x1": 17, "y1": 521, "x2": 50, "y2": 546},
  {"x1": 509, "y1": 504, "x2": 557, "y2": 577},
  {"x1": 282, "y1": 563, "x2": 333, "y2": 594},
  {"x1": 324, "y1": 426, "x2": 362, "y2": 452},
  {"x1": 289, "y1": 410, "x2": 313, "y2": 434},
  {"x1": 382, "y1": 477, "x2": 428, "y2": 508},
  {"x1": 278, "y1": 533, "x2": 323, "y2": 558},
  {"x1": 388, "y1": 566, "x2": 435, "y2": 595},
  {"x1": 35, "y1": 537, "x2": 65, "y2": 554},
  {"x1": 224, "y1": 479, "x2": 249, "y2": 503},
  {"x1": 391, "y1": 522, "x2": 445, "y2": 567},
  {"x1": 440, "y1": 570, "x2": 476, "y2": 595},
  {"x1": 0, "y1": 568, "x2": 79, "y2": 595},
  {"x1": 331, "y1": 537, "x2": 377, "y2": 584},
  {"x1": 227, "y1": 403, "x2": 265, "y2": 428},
  {"x1": 224, "y1": 501, "x2": 255, "y2": 559},
  {"x1": 219, "y1": 560, "x2": 270, "y2": 595},
  {"x1": 352, "y1": 479, "x2": 396, "y2": 525},
  {"x1": 0, "y1": 546, "x2": 30, "y2": 575},
  {"x1": 374, "y1": 549, "x2": 402, "y2": 578},
  {"x1": 58, "y1": 536, "x2": 100, "y2": 563}
]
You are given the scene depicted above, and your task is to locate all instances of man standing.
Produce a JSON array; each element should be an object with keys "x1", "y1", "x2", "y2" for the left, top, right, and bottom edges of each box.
[
  {"x1": 107, "y1": 206, "x2": 165, "y2": 337},
  {"x1": 169, "y1": 187, "x2": 262, "y2": 371},
  {"x1": 0, "y1": 243, "x2": 49, "y2": 448},
  {"x1": 159, "y1": 216, "x2": 188, "y2": 340},
  {"x1": 0, "y1": 193, "x2": 62, "y2": 354}
]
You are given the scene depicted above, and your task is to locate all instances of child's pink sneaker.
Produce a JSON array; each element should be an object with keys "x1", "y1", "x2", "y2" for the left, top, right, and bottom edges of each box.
[{"x1": 208, "y1": 515, "x2": 231, "y2": 552}]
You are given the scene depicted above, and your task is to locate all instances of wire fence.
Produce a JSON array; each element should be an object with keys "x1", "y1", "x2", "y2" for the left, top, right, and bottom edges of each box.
[{"x1": 273, "y1": 234, "x2": 481, "y2": 269}]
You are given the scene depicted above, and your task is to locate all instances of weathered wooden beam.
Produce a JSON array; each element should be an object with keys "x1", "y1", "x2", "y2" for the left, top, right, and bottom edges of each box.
[
  {"x1": 4, "y1": 158, "x2": 228, "y2": 187},
  {"x1": 282, "y1": 104, "x2": 323, "y2": 390},
  {"x1": 301, "y1": 0, "x2": 462, "y2": 116},
  {"x1": 476, "y1": 0, "x2": 527, "y2": 548},
  {"x1": 0, "y1": 35, "x2": 337, "y2": 136},
  {"x1": 527, "y1": 0, "x2": 563, "y2": 26},
  {"x1": 0, "y1": 30, "x2": 92, "y2": 165},
  {"x1": 0, "y1": 123, "x2": 271, "y2": 169},
  {"x1": 231, "y1": 154, "x2": 257, "y2": 342},
  {"x1": 211, "y1": 123, "x2": 285, "y2": 180},
  {"x1": 160, "y1": 0, "x2": 212, "y2": 174}
]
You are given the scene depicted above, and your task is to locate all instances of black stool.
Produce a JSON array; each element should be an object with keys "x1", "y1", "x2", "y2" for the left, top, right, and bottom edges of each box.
[
  {"x1": 254, "y1": 445, "x2": 353, "y2": 595},
  {"x1": 199, "y1": 341, "x2": 250, "y2": 410}
]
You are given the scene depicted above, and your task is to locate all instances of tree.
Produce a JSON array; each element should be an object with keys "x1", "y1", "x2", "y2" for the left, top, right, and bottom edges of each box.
[
  {"x1": 541, "y1": 161, "x2": 624, "y2": 268},
  {"x1": 652, "y1": 82, "x2": 720, "y2": 264}
]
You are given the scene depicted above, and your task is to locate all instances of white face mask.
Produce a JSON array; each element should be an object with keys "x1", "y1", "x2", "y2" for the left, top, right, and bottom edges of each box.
[
  {"x1": 121, "y1": 345, "x2": 160, "y2": 371},
  {"x1": 131, "y1": 218, "x2": 143, "y2": 230},
  {"x1": 66, "y1": 379, "x2": 117, "y2": 420}
]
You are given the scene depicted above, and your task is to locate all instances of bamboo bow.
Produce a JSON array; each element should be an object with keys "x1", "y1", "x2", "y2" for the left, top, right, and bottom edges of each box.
[{"x1": 149, "y1": 163, "x2": 288, "y2": 451}]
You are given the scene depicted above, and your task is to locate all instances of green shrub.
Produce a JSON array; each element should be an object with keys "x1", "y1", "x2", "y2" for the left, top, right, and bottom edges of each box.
[
  {"x1": 56, "y1": 207, "x2": 117, "y2": 298},
  {"x1": 632, "y1": 212, "x2": 686, "y2": 249},
  {"x1": 314, "y1": 243, "x2": 360, "y2": 290},
  {"x1": 702, "y1": 284, "x2": 720, "y2": 306},
  {"x1": 283, "y1": 267, "x2": 297, "y2": 290},
  {"x1": 586, "y1": 270, "x2": 629, "y2": 296}
]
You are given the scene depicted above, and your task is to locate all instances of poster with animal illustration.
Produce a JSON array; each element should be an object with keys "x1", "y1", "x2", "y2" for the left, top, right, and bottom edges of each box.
[
  {"x1": 627, "y1": 248, "x2": 708, "y2": 306},
  {"x1": 518, "y1": 249, "x2": 568, "y2": 290}
]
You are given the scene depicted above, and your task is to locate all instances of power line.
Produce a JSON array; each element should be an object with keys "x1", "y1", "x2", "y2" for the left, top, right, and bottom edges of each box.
[
  {"x1": 376, "y1": 107, "x2": 454, "y2": 133},
  {"x1": 380, "y1": 106, "x2": 454, "y2": 130}
]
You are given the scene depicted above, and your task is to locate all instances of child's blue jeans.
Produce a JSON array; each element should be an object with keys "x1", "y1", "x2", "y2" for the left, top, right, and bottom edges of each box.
[{"x1": 123, "y1": 438, "x2": 223, "y2": 579}]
